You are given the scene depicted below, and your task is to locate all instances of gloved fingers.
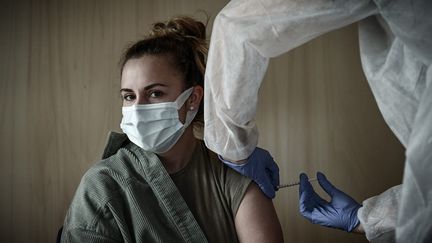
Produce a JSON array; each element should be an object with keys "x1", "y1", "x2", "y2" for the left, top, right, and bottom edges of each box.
[
  {"x1": 301, "y1": 173, "x2": 330, "y2": 202},
  {"x1": 299, "y1": 173, "x2": 318, "y2": 208},
  {"x1": 253, "y1": 146, "x2": 269, "y2": 158},
  {"x1": 299, "y1": 186, "x2": 313, "y2": 218},
  {"x1": 299, "y1": 173, "x2": 324, "y2": 207},
  {"x1": 317, "y1": 172, "x2": 338, "y2": 197},
  {"x1": 253, "y1": 147, "x2": 279, "y2": 191},
  {"x1": 299, "y1": 188, "x2": 325, "y2": 209},
  {"x1": 299, "y1": 199, "x2": 313, "y2": 219},
  {"x1": 299, "y1": 173, "x2": 309, "y2": 196},
  {"x1": 266, "y1": 160, "x2": 280, "y2": 189},
  {"x1": 265, "y1": 153, "x2": 279, "y2": 172},
  {"x1": 299, "y1": 184, "x2": 328, "y2": 222},
  {"x1": 299, "y1": 173, "x2": 313, "y2": 197},
  {"x1": 264, "y1": 168, "x2": 278, "y2": 192},
  {"x1": 257, "y1": 176, "x2": 276, "y2": 199}
]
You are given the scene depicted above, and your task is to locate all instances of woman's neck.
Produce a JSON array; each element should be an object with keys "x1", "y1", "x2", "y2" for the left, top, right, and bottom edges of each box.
[{"x1": 158, "y1": 127, "x2": 197, "y2": 174}]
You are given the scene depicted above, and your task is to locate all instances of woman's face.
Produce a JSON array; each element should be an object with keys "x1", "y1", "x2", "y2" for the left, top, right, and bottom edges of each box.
[
  {"x1": 120, "y1": 54, "x2": 203, "y2": 124},
  {"x1": 120, "y1": 54, "x2": 186, "y2": 106}
]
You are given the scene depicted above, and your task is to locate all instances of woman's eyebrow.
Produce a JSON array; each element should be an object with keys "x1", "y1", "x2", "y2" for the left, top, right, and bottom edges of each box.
[
  {"x1": 120, "y1": 88, "x2": 133, "y2": 93},
  {"x1": 119, "y1": 83, "x2": 167, "y2": 93},
  {"x1": 144, "y1": 83, "x2": 167, "y2": 90}
]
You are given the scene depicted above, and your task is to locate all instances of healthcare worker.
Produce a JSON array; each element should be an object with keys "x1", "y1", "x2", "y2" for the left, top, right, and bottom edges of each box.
[{"x1": 203, "y1": 0, "x2": 432, "y2": 242}]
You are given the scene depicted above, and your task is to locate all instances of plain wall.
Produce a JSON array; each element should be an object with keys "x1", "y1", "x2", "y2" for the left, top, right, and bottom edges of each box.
[{"x1": 0, "y1": 0, "x2": 405, "y2": 242}]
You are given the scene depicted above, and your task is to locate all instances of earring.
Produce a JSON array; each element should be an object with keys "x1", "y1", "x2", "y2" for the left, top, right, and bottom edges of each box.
[{"x1": 190, "y1": 106, "x2": 194, "y2": 110}]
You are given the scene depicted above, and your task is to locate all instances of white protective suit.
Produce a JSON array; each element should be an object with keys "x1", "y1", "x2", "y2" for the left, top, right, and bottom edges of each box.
[{"x1": 203, "y1": 0, "x2": 432, "y2": 242}]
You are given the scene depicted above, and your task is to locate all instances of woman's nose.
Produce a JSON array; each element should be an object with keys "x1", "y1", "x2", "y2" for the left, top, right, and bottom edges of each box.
[{"x1": 135, "y1": 95, "x2": 148, "y2": 105}]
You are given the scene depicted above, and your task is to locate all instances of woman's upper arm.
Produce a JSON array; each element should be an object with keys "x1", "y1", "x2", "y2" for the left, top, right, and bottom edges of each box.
[{"x1": 235, "y1": 182, "x2": 284, "y2": 243}]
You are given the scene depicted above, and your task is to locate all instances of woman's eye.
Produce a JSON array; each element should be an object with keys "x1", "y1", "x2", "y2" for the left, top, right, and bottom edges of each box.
[
  {"x1": 149, "y1": 91, "x2": 163, "y2": 98},
  {"x1": 123, "y1": 94, "x2": 135, "y2": 101}
]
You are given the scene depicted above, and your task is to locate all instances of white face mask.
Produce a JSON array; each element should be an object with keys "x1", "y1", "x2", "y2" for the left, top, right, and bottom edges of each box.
[{"x1": 120, "y1": 87, "x2": 198, "y2": 153}]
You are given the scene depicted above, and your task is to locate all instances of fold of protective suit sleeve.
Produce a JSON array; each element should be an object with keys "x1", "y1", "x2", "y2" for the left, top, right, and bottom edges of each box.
[
  {"x1": 396, "y1": 64, "x2": 432, "y2": 243},
  {"x1": 204, "y1": 0, "x2": 377, "y2": 161},
  {"x1": 358, "y1": 185, "x2": 401, "y2": 243}
]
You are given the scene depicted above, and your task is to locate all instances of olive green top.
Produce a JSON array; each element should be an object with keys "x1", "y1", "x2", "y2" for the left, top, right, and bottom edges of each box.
[{"x1": 61, "y1": 132, "x2": 251, "y2": 243}]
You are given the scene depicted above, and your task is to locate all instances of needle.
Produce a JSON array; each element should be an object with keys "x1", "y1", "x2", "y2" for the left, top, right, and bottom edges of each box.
[{"x1": 277, "y1": 178, "x2": 317, "y2": 189}]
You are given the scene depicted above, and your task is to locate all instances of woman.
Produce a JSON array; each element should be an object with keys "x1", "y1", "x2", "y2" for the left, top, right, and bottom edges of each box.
[{"x1": 60, "y1": 16, "x2": 283, "y2": 243}]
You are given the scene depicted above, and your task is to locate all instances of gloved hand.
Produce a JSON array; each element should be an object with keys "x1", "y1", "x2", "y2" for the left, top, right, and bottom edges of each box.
[
  {"x1": 218, "y1": 147, "x2": 280, "y2": 199},
  {"x1": 299, "y1": 172, "x2": 361, "y2": 232}
]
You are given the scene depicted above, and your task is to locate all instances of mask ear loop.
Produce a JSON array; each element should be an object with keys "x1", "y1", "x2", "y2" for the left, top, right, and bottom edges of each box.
[
  {"x1": 178, "y1": 87, "x2": 198, "y2": 127},
  {"x1": 174, "y1": 87, "x2": 195, "y2": 110}
]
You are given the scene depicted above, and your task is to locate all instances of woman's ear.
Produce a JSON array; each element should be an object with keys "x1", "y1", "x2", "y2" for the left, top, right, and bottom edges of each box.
[{"x1": 188, "y1": 86, "x2": 203, "y2": 110}]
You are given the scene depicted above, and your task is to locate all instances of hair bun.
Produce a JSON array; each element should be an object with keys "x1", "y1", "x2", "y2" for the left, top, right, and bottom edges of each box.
[{"x1": 150, "y1": 16, "x2": 206, "y2": 40}]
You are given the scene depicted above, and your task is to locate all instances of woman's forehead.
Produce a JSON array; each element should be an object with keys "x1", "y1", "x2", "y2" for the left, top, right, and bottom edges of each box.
[{"x1": 121, "y1": 55, "x2": 184, "y2": 89}]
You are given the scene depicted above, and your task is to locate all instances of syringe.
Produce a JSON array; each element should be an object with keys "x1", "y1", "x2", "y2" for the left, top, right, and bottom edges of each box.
[{"x1": 277, "y1": 178, "x2": 317, "y2": 189}]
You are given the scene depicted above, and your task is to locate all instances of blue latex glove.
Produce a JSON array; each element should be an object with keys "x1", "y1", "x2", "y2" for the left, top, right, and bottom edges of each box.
[
  {"x1": 218, "y1": 147, "x2": 280, "y2": 199},
  {"x1": 299, "y1": 172, "x2": 361, "y2": 232}
]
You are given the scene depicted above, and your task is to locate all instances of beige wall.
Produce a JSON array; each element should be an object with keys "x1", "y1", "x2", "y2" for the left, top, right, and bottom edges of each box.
[{"x1": 0, "y1": 0, "x2": 404, "y2": 242}]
